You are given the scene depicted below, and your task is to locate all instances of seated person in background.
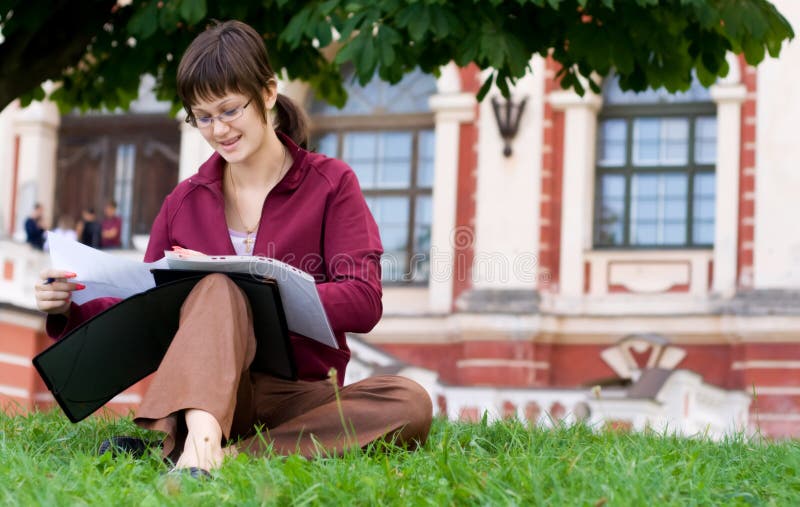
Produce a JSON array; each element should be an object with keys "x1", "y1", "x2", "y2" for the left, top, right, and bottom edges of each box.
[
  {"x1": 25, "y1": 203, "x2": 46, "y2": 250},
  {"x1": 101, "y1": 200, "x2": 122, "y2": 249},
  {"x1": 77, "y1": 208, "x2": 101, "y2": 249}
]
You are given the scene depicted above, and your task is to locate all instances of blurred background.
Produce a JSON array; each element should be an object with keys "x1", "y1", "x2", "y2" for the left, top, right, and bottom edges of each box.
[{"x1": 1, "y1": 0, "x2": 799, "y2": 439}]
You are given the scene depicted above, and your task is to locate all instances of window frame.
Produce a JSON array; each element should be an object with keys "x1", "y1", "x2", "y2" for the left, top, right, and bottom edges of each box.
[
  {"x1": 594, "y1": 101, "x2": 717, "y2": 250},
  {"x1": 310, "y1": 114, "x2": 435, "y2": 286}
]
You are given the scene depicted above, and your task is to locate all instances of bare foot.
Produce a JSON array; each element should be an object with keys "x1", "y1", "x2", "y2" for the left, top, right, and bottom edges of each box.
[{"x1": 174, "y1": 409, "x2": 224, "y2": 471}]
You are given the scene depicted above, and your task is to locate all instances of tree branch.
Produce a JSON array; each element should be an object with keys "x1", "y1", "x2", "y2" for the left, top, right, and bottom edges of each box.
[{"x1": 0, "y1": 0, "x2": 117, "y2": 111}]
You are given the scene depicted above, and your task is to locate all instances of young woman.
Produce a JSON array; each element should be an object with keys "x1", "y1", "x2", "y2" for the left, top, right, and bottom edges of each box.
[{"x1": 34, "y1": 20, "x2": 432, "y2": 475}]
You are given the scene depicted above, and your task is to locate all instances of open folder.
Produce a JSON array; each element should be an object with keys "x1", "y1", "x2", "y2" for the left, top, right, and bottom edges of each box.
[{"x1": 33, "y1": 271, "x2": 296, "y2": 423}]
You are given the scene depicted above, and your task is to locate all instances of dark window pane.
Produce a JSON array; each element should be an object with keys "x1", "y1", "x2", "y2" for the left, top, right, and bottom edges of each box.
[
  {"x1": 693, "y1": 173, "x2": 716, "y2": 244},
  {"x1": 598, "y1": 119, "x2": 627, "y2": 167},
  {"x1": 631, "y1": 173, "x2": 688, "y2": 245},
  {"x1": 693, "y1": 222, "x2": 715, "y2": 244},
  {"x1": 603, "y1": 73, "x2": 712, "y2": 105},
  {"x1": 381, "y1": 252, "x2": 408, "y2": 283},
  {"x1": 315, "y1": 133, "x2": 337, "y2": 157},
  {"x1": 417, "y1": 130, "x2": 435, "y2": 187},
  {"x1": 633, "y1": 119, "x2": 660, "y2": 165},
  {"x1": 633, "y1": 118, "x2": 689, "y2": 166},
  {"x1": 695, "y1": 117, "x2": 717, "y2": 164},
  {"x1": 602, "y1": 174, "x2": 626, "y2": 199},
  {"x1": 664, "y1": 174, "x2": 688, "y2": 197},
  {"x1": 597, "y1": 174, "x2": 626, "y2": 245},
  {"x1": 310, "y1": 67, "x2": 436, "y2": 116},
  {"x1": 411, "y1": 195, "x2": 433, "y2": 281},
  {"x1": 344, "y1": 133, "x2": 378, "y2": 189},
  {"x1": 663, "y1": 223, "x2": 687, "y2": 244},
  {"x1": 632, "y1": 223, "x2": 657, "y2": 244}
]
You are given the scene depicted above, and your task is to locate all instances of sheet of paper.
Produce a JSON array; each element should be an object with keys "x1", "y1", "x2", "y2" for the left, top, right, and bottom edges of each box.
[
  {"x1": 47, "y1": 234, "x2": 166, "y2": 304},
  {"x1": 164, "y1": 252, "x2": 337, "y2": 348}
]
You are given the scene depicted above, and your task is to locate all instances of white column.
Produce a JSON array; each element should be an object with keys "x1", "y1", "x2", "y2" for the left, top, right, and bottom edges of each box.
[
  {"x1": 12, "y1": 99, "x2": 60, "y2": 240},
  {"x1": 710, "y1": 84, "x2": 746, "y2": 296},
  {"x1": 473, "y1": 58, "x2": 545, "y2": 291},
  {"x1": 178, "y1": 111, "x2": 214, "y2": 182},
  {"x1": 427, "y1": 92, "x2": 475, "y2": 313},
  {"x1": 549, "y1": 90, "x2": 602, "y2": 298},
  {"x1": 0, "y1": 101, "x2": 18, "y2": 238}
]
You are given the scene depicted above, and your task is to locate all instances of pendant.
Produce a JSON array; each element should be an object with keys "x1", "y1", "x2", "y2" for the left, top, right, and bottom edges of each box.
[{"x1": 244, "y1": 235, "x2": 255, "y2": 254}]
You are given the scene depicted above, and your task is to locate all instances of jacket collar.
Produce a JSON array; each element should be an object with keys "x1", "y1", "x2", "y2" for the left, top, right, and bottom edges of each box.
[{"x1": 192, "y1": 131, "x2": 308, "y2": 193}]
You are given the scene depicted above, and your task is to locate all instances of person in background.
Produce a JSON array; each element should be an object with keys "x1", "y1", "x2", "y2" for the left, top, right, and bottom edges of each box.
[
  {"x1": 77, "y1": 208, "x2": 101, "y2": 249},
  {"x1": 24, "y1": 203, "x2": 46, "y2": 250},
  {"x1": 44, "y1": 215, "x2": 79, "y2": 251},
  {"x1": 101, "y1": 200, "x2": 122, "y2": 249}
]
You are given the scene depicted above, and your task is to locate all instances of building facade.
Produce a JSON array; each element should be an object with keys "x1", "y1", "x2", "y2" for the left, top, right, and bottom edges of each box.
[{"x1": 2, "y1": 2, "x2": 799, "y2": 437}]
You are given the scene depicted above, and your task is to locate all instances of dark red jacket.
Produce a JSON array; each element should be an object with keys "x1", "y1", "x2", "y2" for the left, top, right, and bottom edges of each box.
[{"x1": 47, "y1": 133, "x2": 383, "y2": 384}]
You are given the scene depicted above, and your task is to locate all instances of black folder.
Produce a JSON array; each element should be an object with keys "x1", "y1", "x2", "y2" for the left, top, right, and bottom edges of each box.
[{"x1": 33, "y1": 270, "x2": 296, "y2": 423}]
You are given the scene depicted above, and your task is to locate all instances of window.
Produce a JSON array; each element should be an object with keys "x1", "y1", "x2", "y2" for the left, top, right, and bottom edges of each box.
[
  {"x1": 310, "y1": 69, "x2": 437, "y2": 284},
  {"x1": 114, "y1": 144, "x2": 135, "y2": 249},
  {"x1": 595, "y1": 75, "x2": 717, "y2": 248}
]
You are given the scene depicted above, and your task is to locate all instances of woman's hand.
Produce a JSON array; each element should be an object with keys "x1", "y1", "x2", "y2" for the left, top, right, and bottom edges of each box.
[
  {"x1": 171, "y1": 246, "x2": 206, "y2": 258},
  {"x1": 35, "y1": 270, "x2": 85, "y2": 316}
]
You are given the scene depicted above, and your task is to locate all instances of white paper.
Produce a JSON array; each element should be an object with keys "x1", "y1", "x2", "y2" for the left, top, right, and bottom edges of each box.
[
  {"x1": 164, "y1": 252, "x2": 337, "y2": 349},
  {"x1": 46, "y1": 236, "x2": 337, "y2": 349},
  {"x1": 47, "y1": 234, "x2": 165, "y2": 304}
]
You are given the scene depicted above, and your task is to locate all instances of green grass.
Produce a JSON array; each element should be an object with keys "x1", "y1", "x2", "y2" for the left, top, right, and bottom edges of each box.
[{"x1": 0, "y1": 410, "x2": 798, "y2": 506}]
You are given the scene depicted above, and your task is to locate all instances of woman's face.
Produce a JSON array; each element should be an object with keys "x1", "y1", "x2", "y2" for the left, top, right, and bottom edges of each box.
[{"x1": 190, "y1": 90, "x2": 274, "y2": 165}]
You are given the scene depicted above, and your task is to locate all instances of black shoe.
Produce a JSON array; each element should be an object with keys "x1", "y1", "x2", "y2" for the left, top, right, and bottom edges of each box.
[{"x1": 98, "y1": 436, "x2": 157, "y2": 458}]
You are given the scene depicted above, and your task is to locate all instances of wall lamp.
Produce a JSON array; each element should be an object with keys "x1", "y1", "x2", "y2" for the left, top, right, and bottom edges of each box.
[{"x1": 491, "y1": 95, "x2": 527, "y2": 157}]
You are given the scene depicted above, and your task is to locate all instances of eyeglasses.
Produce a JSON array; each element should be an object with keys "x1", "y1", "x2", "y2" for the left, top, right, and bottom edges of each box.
[{"x1": 186, "y1": 99, "x2": 252, "y2": 128}]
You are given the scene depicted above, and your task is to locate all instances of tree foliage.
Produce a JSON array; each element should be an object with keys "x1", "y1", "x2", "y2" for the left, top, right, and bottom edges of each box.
[{"x1": 0, "y1": 0, "x2": 793, "y2": 113}]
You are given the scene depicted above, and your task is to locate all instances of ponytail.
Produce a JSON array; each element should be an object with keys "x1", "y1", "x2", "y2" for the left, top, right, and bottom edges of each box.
[{"x1": 274, "y1": 93, "x2": 308, "y2": 149}]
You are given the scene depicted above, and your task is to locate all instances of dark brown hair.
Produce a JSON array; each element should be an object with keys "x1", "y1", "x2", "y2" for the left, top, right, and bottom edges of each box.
[{"x1": 177, "y1": 20, "x2": 308, "y2": 147}]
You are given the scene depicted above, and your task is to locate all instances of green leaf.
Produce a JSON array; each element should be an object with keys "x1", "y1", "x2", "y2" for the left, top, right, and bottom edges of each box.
[
  {"x1": 17, "y1": 85, "x2": 45, "y2": 108},
  {"x1": 315, "y1": 19, "x2": 333, "y2": 48},
  {"x1": 430, "y1": 5, "x2": 453, "y2": 39},
  {"x1": 179, "y1": 0, "x2": 206, "y2": 26},
  {"x1": 355, "y1": 32, "x2": 378, "y2": 84},
  {"x1": 334, "y1": 32, "x2": 363, "y2": 66},
  {"x1": 742, "y1": 36, "x2": 766, "y2": 65},
  {"x1": 408, "y1": 5, "x2": 430, "y2": 42},
  {"x1": 343, "y1": 12, "x2": 367, "y2": 40},
  {"x1": 281, "y1": 7, "x2": 313, "y2": 49},
  {"x1": 159, "y1": 1, "x2": 181, "y2": 31},
  {"x1": 476, "y1": 72, "x2": 494, "y2": 102},
  {"x1": 377, "y1": 25, "x2": 401, "y2": 68},
  {"x1": 127, "y1": 0, "x2": 159, "y2": 39},
  {"x1": 454, "y1": 31, "x2": 480, "y2": 67}
]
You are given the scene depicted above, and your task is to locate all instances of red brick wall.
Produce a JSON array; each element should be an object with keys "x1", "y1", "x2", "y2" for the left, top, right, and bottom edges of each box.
[
  {"x1": 538, "y1": 57, "x2": 565, "y2": 291},
  {"x1": 0, "y1": 319, "x2": 151, "y2": 418},
  {"x1": 737, "y1": 56, "x2": 757, "y2": 288},
  {"x1": 451, "y1": 65, "x2": 481, "y2": 308}
]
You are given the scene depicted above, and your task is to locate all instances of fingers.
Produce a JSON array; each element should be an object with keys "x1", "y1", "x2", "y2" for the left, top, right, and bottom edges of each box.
[
  {"x1": 39, "y1": 268, "x2": 77, "y2": 280},
  {"x1": 37, "y1": 300, "x2": 71, "y2": 313},
  {"x1": 171, "y1": 246, "x2": 206, "y2": 258},
  {"x1": 35, "y1": 269, "x2": 83, "y2": 315},
  {"x1": 35, "y1": 287, "x2": 72, "y2": 314},
  {"x1": 34, "y1": 280, "x2": 85, "y2": 293}
]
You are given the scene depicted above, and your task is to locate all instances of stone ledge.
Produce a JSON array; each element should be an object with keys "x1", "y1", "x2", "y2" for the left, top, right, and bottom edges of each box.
[
  {"x1": 455, "y1": 288, "x2": 540, "y2": 314},
  {"x1": 715, "y1": 290, "x2": 800, "y2": 316}
]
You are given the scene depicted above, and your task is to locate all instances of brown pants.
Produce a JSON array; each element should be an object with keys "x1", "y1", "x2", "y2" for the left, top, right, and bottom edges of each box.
[{"x1": 134, "y1": 274, "x2": 432, "y2": 459}]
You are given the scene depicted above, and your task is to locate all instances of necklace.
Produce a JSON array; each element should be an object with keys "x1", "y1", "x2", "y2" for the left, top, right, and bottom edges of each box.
[{"x1": 228, "y1": 145, "x2": 288, "y2": 253}]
